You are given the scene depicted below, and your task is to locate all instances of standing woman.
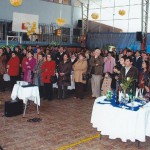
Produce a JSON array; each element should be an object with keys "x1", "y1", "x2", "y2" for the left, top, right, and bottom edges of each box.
[
  {"x1": 104, "y1": 52, "x2": 116, "y2": 74},
  {"x1": 42, "y1": 53, "x2": 56, "y2": 100},
  {"x1": 7, "y1": 51, "x2": 20, "y2": 89},
  {"x1": 34, "y1": 52, "x2": 45, "y2": 98},
  {"x1": 5, "y1": 47, "x2": 11, "y2": 63},
  {"x1": 139, "y1": 60, "x2": 149, "y2": 89},
  {"x1": 0, "y1": 48, "x2": 7, "y2": 91},
  {"x1": 57, "y1": 53, "x2": 72, "y2": 99},
  {"x1": 73, "y1": 52, "x2": 88, "y2": 99},
  {"x1": 23, "y1": 51, "x2": 36, "y2": 83}
]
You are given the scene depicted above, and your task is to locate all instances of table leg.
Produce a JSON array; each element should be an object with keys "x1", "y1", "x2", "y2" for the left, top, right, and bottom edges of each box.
[
  {"x1": 23, "y1": 99, "x2": 28, "y2": 117},
  {"x1": 137, "y1": 140, "x2": 140, "y2": 147},
  {"x1": 36, "y1": 98, "x2": 39, "y2": 115},
  {"x1": 100, "y1": 132, "x2": 102, "y2": 140}
]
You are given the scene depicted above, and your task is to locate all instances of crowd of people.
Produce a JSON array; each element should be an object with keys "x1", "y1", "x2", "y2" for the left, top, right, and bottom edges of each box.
[{"x1": 0, "y1": 45, "x2": 150, "y2": 101}]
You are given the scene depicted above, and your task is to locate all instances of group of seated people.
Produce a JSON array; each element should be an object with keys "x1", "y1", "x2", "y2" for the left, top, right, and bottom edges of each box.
[{"x1": 0, "y1": 45, "x2": 150, "y2": 101}]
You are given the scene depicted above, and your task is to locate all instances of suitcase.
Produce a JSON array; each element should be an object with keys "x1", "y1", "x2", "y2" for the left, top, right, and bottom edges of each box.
[{"x1": 4, "y1": 100, "x2": 23, "y2": 117}]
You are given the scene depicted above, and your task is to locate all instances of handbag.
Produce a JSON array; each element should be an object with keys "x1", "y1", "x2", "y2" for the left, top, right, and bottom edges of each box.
[
  {"x1": 50, "y1": 74, "x2": 57, "y2": 83},
  {"x1": 3, "y1": 74, "x2": 10, "y2": 81},
  {"x1": 82, "y1": 73, "x2": 92, "y2": 80}
]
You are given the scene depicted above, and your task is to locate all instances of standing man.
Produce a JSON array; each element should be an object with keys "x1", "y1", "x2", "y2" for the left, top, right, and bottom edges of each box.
[
  {"x1": 89, "y1": 49, "x2": 104, "y2": 98},
  {"x1": 120, "y1": 56, "x2": 138, "y2": 95}
]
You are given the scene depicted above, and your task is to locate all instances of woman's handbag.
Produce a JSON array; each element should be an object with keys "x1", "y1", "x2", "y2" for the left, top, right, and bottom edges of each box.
[
  {"x1": 82, "y1": 73, "x2": 92, "y2": 80},
  {"x1": 50, "y1": 74, "x2": 57, "y2": 83},
  {"x1": 3, "y1": 74, "x2": 10, "y2": 81}
]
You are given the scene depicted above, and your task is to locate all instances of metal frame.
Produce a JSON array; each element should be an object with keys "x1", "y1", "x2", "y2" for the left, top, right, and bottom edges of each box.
[
  {"x1": 6, "y1": 35, "x2": 22, "y2": 45},
  {"x1": 141, "y1": 0, "x2": 149, "y2": 34},
  {"x1": 81, "y1": 0, "x2": 89, "y2": 35}
]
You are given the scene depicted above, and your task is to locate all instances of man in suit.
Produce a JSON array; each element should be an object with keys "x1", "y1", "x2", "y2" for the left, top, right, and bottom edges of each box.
[
  {"x1": 120, "y1": 56, "x2": 138, "y2": 95},
  {"x1": 133, "y1": 50, "x2": 142, "y2": 72}
]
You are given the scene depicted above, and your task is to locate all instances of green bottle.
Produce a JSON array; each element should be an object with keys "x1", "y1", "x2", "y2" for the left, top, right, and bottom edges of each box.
[{"x1": 129, "y1": 89, "x2": 133, "y2": 103}]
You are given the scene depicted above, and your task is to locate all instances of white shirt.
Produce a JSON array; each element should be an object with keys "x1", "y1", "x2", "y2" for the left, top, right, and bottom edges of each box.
[{"x1": 125, "y1": 66, "x2": 131, "y2": 75}]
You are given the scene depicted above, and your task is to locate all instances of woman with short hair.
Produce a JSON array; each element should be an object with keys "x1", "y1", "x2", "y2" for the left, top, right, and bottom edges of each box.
[
  {"x1": 7, "y1": 51, "x2": 20, "y2": 89},
  {"x1": 34, "y1": 52, "x2": 45, "y2": 97},
  {"x1": 42, "y1": 53, "x2": 56, "y2": 100},
  {"x1": 57, "y1": 53, "x2": 72, "y2": 99},
  {"x1": 22, "y1": 51, "x2": 36, "y2": 83},
  {"x1": 73, "y1": 52, "x2": 88, "y2": 99}
]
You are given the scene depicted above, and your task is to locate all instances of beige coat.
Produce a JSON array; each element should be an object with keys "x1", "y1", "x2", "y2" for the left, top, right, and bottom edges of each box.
[{"x1": 73, "y1": 59, "x2": 88, "y2": 84}]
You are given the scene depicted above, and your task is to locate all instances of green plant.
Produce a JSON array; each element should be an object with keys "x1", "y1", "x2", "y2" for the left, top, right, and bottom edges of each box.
[{"x1": 121, "y1": 77, "x2": 133, "y2": 92}]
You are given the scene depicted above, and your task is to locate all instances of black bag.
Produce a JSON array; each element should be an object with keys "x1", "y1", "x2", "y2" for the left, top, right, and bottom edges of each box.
[
  {"x1": 4, "y1": 99, "x2": 23, "y2": 117},
  {"x1": 50, "y1": 74, "x2": 57, "y2": 83},
  {"x1": 82, "y1": 73, "x2": 92, "y2": 80}
]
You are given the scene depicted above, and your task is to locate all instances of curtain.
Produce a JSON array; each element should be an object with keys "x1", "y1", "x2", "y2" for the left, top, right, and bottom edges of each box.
[{"x1": 86, "y1": 32, "x2": 142, "y2": 52}]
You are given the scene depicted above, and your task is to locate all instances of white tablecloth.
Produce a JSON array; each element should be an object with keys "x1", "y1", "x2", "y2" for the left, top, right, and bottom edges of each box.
[
  {"x1": 11, "y1": 84, "x2": 40, "y2": 106},
  {"x1": 91, "y1": 96, "x2": 150, "y2": 142}
]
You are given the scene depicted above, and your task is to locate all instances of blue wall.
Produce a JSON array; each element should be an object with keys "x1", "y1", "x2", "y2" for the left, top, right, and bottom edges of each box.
[{"x1": 0, "y1": 0, "x2": 81, "y2": 26}]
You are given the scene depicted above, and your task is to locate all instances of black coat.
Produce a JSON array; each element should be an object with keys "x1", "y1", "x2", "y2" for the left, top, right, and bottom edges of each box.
[
  {"x1": 120, "y1": 66, "x2": 138, "y2": 94},
  {"x1": 133, "y1": 57, "x2": 142, "y2": 72},
  {"x1": 57, "y1": 60, "x2": 72, "y2": 86}
]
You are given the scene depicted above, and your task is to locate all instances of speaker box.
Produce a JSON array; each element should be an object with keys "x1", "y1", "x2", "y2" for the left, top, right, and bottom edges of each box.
[
  {"x1": 77, "y1": 20, "x2": 82, "y2": 28},
  {"x1": 73, "y1": 29, "x2": 81, "y2": 36},
  {"x1": 136, "y1": 32, "x2": 142, "y2": 41},
  {"x1": 61, "y1": 28, "x2": 70, "y2": 35},
  {"x1": 4, "y1": 100, "x2": 23, "y2": 117}
]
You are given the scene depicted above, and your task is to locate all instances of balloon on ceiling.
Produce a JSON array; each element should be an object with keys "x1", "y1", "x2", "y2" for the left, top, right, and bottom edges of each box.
[
  {"x1": 118, "y1": 10, "x2": 126, "y2": 16},
  {"x1": 10, "y1": 0, "x2": 23, "y2": 7},
  {"x1": 91, "y1": 13, "x2": 99, "y2": 20}
]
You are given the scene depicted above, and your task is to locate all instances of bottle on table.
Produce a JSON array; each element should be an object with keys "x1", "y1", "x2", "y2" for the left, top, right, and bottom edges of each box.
[{"x1": 115, "y1": 87, "x2": 120, "y2": 105}]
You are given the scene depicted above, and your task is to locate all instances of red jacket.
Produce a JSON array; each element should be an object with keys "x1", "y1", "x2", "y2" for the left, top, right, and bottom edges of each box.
[
  {"x1": 42, "y1": 60, "x2": 56, "y2": 83},
  {"x1": 7, "y1": 56, "x2": 20, "y2": 76}
]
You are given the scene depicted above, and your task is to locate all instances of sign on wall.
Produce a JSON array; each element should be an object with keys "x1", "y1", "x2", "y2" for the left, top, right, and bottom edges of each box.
[{"x1": 12, "y1": 12, "x2": 39, "y2": 33}]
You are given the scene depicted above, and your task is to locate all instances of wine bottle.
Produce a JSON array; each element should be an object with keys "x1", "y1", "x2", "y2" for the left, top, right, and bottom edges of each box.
[
  {"x1": 116, "y1": 88, "x2": 120, "y2": 105},
  {"x1": 129, "y1": 89, "x2": 133, "y2": 103}
]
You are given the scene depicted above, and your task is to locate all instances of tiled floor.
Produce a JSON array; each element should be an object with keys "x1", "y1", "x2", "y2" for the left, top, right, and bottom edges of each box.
[{"x1": 0, "y1": 90, "x2": 150, "y2": 150}]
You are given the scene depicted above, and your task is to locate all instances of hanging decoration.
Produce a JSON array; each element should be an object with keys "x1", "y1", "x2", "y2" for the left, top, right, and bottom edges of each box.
[
  {"x1": 22, "y1": 22, "x2": 37, "y2": 36},
  {"x1": 118, "y1": 10, "x2": 126, "y2": 16},
  {"x1": 91, "y1": 13, "x2": 99, "y2": 20},
  {"x1": 56, "y1": 18, "x2": 65, "y2": 26},
  {"x1": 10, "y1": 0, "x2": 23, "y2": 7}
]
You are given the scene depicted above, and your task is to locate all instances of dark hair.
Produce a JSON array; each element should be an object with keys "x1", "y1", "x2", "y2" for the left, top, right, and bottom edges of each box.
[
  {"x1": 46, "y1": 53, "x2": 51, "y2": 57},
  {"x1": 28, "y1": 51, "x2": 34, "y2": 56},
  {"x1": 39, "y1": 52, "x2": 45, "y2": 57},
  {"x1": 79, "y1": 52, "x2": 86, "y2": 58},
  {"x1": 121, "y1": 55, "x2": 127, "y2": 60},
  {"x1": 126, "y1": 49, "x2": 132, "y2": 53},
  {"x1": 11, "y1": 51, "x2": 17, "y2": 55},
  {"x1": 108, "y1": 52, "x2": 112, "y2": 56},
  {"x1": 135, "y1": 50, "x2": 141, "y2": 54},
  {"x1": 103, "y1": 72, "x2": 111, "y2": 77},
  {"x1": 125, "y1": 56, "x2": 133, "y2": 62},
  {"x1": 142, "y1": 60, "x2": 149, "y2": 70},
  {"x1": 63, "y1": 53, "x2": 70, "y2": 59},
  {"x1": 113, "y1": 65, "x2": 120, "y2": 71},
  {"x1": 141, "y1": 51, "x2": 146, "y2": 54}
]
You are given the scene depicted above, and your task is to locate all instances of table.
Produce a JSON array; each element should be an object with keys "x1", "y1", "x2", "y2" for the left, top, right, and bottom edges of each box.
[
  {"x1": 11, "y1": 83, "x2": 40, "y2": 117},
  {"x1": 91, "y1": 96, "x2": 150, "y2": 142}
]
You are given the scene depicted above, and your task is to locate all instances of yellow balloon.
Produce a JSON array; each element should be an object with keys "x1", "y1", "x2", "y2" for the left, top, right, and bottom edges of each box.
[
  {"x1": 10, "y1": 0, "x2": 23, "y2": 7},
  {"x1": 91, "y1": 13, "x2": 99, "y2": 20},
  {"x1": 56, "y1": 18, "x2": 65, "y2": 26},
  {"x1": 119, "y1": 10, "x2": 126, "y2": 16}
]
